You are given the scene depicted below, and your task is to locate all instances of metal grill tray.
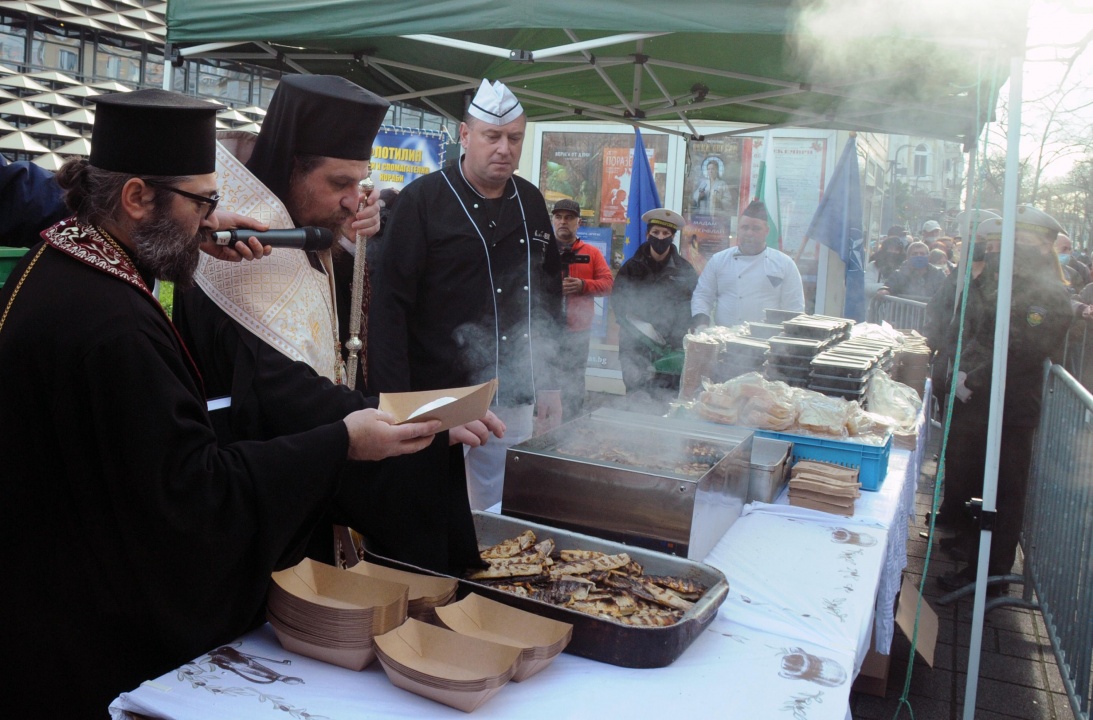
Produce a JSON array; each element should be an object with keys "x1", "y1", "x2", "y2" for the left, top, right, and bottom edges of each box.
[
  {"x1": 765, "y1": 308, "x2": 805, "y2": 323},
  {"x1": 767, "y1": 335, "x2": 830, "y2": 356},
  {"x1": 744, "y1": 322, "x2": 784, "y2": 339},
  {"x1": 810, "y1": 371, "x2": 873, "y2": 389},
  {"x1": 359, "y1": 512, "x2": 730, "y2": 669}
]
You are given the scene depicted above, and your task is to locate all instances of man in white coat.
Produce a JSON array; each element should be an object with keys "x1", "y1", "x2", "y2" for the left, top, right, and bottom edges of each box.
[{"x1": 691, "y1": 200, "x2": 805, "y2": 328}]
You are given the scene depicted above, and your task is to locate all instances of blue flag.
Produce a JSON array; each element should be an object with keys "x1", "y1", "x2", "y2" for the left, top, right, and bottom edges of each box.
[
  {"x1": 806, "y1": 136, "x2": 865, "y2": 321},
  {"x1": 623, "y1": 128, "x2": 661, "y2": 263}
]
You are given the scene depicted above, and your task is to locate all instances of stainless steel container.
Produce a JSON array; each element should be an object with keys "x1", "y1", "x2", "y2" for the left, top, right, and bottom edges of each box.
[
  {"x1": 747, "y1": 436, "x2": 791, "y2": 504},
  {"x1": 501, "y1": 408, "x2": 752, "y2": 559},
  {"x1": 358, "y1": 512, "x2": 730, "y2": 668}
]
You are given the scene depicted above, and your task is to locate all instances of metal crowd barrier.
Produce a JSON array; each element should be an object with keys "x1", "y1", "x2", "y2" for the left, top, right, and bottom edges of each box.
[
  {"x1": 866, "y1": 294, "x2": 928, "y2": 332},
  {"x1": 1021, "y1": 364, "x2": 1093, "y2": 719},
  {"x1": 1062, "y1": 321, "x2": 1090, "y2": 389}
]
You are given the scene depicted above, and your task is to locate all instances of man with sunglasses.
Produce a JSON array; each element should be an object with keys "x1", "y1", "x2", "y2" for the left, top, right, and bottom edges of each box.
[{"x1": 0, "y1": 89, "x2": 442, "y2": 718}]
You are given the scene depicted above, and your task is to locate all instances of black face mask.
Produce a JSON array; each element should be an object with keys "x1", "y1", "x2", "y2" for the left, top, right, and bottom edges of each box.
[
  {"x1": 984, "y1": 252, "x2": 1001, "y2": 274},
  {"x1": 971, "y1": 243, "x2": 986, "y2": 262},
  {"x1": 649, "y1": 235, "x2": 675, "y2": 255},
  {"x1": 1014, "y1": 245, "x2": 1050, "y2": 278}
]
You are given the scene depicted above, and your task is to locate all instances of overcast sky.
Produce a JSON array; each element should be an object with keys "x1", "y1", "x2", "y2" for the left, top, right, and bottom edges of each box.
[{"x1": 1012, "y1": 0, "x2": 1093, "y2": 178}]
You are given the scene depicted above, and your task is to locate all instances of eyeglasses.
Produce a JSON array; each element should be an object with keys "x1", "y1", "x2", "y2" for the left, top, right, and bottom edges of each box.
[{"x1": 142, "y1": 179, "x2": 220, "y2": 220}]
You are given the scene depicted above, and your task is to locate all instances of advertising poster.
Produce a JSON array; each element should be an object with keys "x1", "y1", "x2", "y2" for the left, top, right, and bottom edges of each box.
[
  {"x1": 599, "y1": 146, "x2": 655, "y2": 225},
  {"x1": 682, "y1": 138, "x2": 749, "y2": 272},
  {"x1": 540, "y1": 138, "x2": 599, "y2": 211},
  {"x1": 538, "y1": 131, "x2": 668, "y2": 269},
  {"x1": 746, "y1": 136, "x2": 828, "y2": 257},
  {"x1": 370, "y1": 126, "x2": 447, "y2": 192}
]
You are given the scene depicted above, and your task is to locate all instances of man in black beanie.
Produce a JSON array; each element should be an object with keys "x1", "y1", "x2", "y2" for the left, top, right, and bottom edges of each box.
[
  {"x1": 691, "y1": 199, "x2": 804, "y2": 328},
  {"x1": 0, "y1": 88, "x2": 440, "y2": 718}
]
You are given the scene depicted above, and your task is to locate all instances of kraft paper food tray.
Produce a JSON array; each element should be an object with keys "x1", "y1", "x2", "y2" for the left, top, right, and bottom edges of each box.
[
  {"x1": 378, "y1": 380, "x2": 497, "y2": 433},
  {"x1": 436, "y1": 593, "x2": 572, "y2": 681},
  {"x1": 270, "y1": 558, "x2": 408, "y2": 633}
]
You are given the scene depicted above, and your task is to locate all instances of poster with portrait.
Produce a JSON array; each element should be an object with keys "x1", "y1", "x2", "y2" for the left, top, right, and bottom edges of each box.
[{"x1": 682, "y1": 138, "x2": 749, "y2": 271}]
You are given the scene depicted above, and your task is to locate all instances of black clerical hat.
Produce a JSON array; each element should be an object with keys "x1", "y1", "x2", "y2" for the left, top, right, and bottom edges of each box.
[
  {"x1": 742, "y1": 200, "x2": 769, "y2": 221},
  {"x1": 246, "y1": 75, "x2": 390, "y2": 201},
  {"x1": 90, "y1": 89, "x2": 223, "y2": 176}
]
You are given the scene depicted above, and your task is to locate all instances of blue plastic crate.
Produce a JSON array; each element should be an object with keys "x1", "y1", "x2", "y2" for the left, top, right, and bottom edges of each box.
[{"x1": 754, "y1": 429, "x2": 892, "y2": 491}]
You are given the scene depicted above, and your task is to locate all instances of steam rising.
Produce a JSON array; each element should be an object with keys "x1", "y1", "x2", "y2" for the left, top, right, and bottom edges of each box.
[{"x1": 789, "y1": 0, "x2": 1028, "y2": 104}]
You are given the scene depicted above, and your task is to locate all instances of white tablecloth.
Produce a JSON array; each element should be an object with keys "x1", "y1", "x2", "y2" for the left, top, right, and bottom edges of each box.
[{"x1": 111, "y1": 405, "x2": 927, "y2": 720}]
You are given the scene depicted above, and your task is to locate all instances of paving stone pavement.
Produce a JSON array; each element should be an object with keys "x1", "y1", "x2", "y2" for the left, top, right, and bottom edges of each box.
[{"x1": 848, "y1": 429, "x2": 1079, "y2": 720}]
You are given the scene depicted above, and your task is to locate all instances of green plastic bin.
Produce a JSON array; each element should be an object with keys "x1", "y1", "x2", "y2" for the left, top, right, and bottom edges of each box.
[{"x1": 0, "y1": 247, "x2": 29, "y2": 289}]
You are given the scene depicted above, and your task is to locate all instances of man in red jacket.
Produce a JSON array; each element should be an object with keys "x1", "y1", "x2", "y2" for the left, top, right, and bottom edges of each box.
[{"x1": 552, "y1": 199, "x2": 614, "y2": 420}]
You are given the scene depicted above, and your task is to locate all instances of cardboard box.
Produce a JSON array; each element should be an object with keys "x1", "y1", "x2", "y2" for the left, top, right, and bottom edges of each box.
[
  {"x1": 378, "y1": 379, "x2": 497, "y2": 433},
  {"x1": 853, "y1": 577, "x2": 938, "y2": 697}
]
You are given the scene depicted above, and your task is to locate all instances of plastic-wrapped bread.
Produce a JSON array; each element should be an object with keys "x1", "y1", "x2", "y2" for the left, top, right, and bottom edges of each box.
[{"x1": 679, "y1": 332, "x2": 721, "y2": 401}]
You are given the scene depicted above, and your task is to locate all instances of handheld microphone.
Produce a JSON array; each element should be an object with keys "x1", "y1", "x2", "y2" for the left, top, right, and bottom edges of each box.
[{"x1": 213, "y1": 226, "x2": 334, "y2": 252}]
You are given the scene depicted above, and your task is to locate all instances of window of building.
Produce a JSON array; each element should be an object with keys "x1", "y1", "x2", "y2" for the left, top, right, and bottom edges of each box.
[
  {"x1": 32, "y1": 26, "x2": 81, "y2": 74},
  {"x1": 913, "y1": 143, "x2": 929, "y2": 177},
  {"x1": 0, "y1": 16, "x2": 28, "y2": 68},
  {"x1": 195, "y1": 61, "x2": 252, "y2": 104},
  {"x1": 145, "y1": 52, "x2": 165, "y2": 88},
  {"x1": 95, "y1": 39, "x2": 142, "y2": 83}
]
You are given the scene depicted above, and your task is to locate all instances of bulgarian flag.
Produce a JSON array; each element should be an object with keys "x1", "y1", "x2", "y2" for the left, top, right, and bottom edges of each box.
[{"x1": 753, "y1": 131, "x2": 781, "y2": 249}]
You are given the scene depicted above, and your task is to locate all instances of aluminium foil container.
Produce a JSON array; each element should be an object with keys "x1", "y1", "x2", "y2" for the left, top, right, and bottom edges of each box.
[
  {"x1": 501, "y1": 408, "x2": 752, "y2": 560},
  {"x1": 359, "y1": 511, "x2": 730, "y2": 668}
]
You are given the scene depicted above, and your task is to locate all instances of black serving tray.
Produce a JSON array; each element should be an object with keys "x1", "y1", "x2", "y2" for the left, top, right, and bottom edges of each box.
[
  {"x1": 358, "y1": 512, "x2": 730, "y2": 669},
  {"x1": 810, "y1": 371, "x2": 873, "y2": 391},
  {"x1": 744, "y1": 322, "x2": 784, "y2": 339},
  {"x1": 781, "y1": 317, "x2": 846, "y2": 342},
  {"x1": 767, "y1": 335, "x2": 828, "y2": 356},
  {"x1": 724, "y1": 336, "x2": 771, "y2": 357},
  {"x1": 809, "y1": 383, "x2": 868, "y2": 402},
  {"x1": 810, "y1": 356, "x2": 874, "y2": 378},
  {"x1": 765, "y1": 308, "x2": 804, "y2": 324},
  {"x1": 764, "y1": 362, "x2": 813, "y2": 381}
]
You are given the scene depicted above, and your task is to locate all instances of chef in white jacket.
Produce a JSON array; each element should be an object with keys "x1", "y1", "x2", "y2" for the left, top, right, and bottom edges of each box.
[{"x1": 691, "y1": 200, "x2": 805, "y2": 328}]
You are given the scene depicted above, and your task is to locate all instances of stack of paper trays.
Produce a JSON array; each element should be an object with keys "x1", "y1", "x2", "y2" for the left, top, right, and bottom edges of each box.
[
  {"x1": 347, "y1": 561, "x2": 457, "y2": 622},
  {"x1": 787, "y1": 459, "x2": 861, "y2": 517},
  {"x1": 267, "y1": 558, "x2": 408, "y2": 670},
  {"x1": 435, "y1": 593, "x2": 572, "y2": 681},
  {"x1": 374, "y1": 618, "x2": 523, "y2": 712}
]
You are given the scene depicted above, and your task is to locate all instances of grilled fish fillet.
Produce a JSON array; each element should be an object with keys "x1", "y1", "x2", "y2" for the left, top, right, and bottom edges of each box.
[
  {"x1": 559, "y1": 549, "x2": 605, "y2": 562},
  {"x1": 480, "y1": 530, "x2": 537, "y2": 559},
  {"x1": 549, "y1": 552, "x2": 631, "y2": 578},
  {"x1": 645, "y1": 575, "x2": 707, "y2": 595},
  {"x1": 467, "y1": 561, "x2": 543, "y2": 580}
]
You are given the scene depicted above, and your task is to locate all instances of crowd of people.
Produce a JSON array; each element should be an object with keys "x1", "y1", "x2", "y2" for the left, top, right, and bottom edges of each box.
[
  {"x1": 867, "y1": 210, "x2": 1089, "y2": 596},
  {"x1": 2, "y1": 71, "x2": 1089, "y2": 715}
]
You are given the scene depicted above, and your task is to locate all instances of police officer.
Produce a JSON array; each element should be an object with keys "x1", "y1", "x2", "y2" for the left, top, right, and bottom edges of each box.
[
  {"x1": 937, "y1": 207, "x2": 1072, "y2": 595},
  {"x1": 612, "y1": 208, "x2": 698, "y2": 407}
]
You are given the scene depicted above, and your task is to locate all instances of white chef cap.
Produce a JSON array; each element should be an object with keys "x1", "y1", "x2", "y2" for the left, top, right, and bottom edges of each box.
[{"x1": 467, "y1": 79, "x2": 524, "y2": 126}]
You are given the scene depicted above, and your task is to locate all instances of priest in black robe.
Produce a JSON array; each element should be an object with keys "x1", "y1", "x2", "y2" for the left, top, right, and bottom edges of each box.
[
  {"x1": 174, "y1": 76, "x2": 501, "y2": 575},
  {"x1": 0, "y1": 89, "x2": 438, "y2": 718}
]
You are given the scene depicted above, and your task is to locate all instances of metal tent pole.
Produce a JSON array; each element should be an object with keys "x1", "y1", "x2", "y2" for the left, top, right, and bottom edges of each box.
[{"x1": 962, "y1": 46, "x2": 1025, "y2": 720}]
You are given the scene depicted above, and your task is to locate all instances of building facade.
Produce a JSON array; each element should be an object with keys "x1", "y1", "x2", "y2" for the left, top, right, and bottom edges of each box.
[{"x1": 0, "y1": 3, "x2": 456, "y2": 166}]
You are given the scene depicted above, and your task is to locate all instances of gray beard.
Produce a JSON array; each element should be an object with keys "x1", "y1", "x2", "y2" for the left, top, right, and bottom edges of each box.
[{"x1": 131, "y1": 209, "x2": 203, "y2": 286}]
